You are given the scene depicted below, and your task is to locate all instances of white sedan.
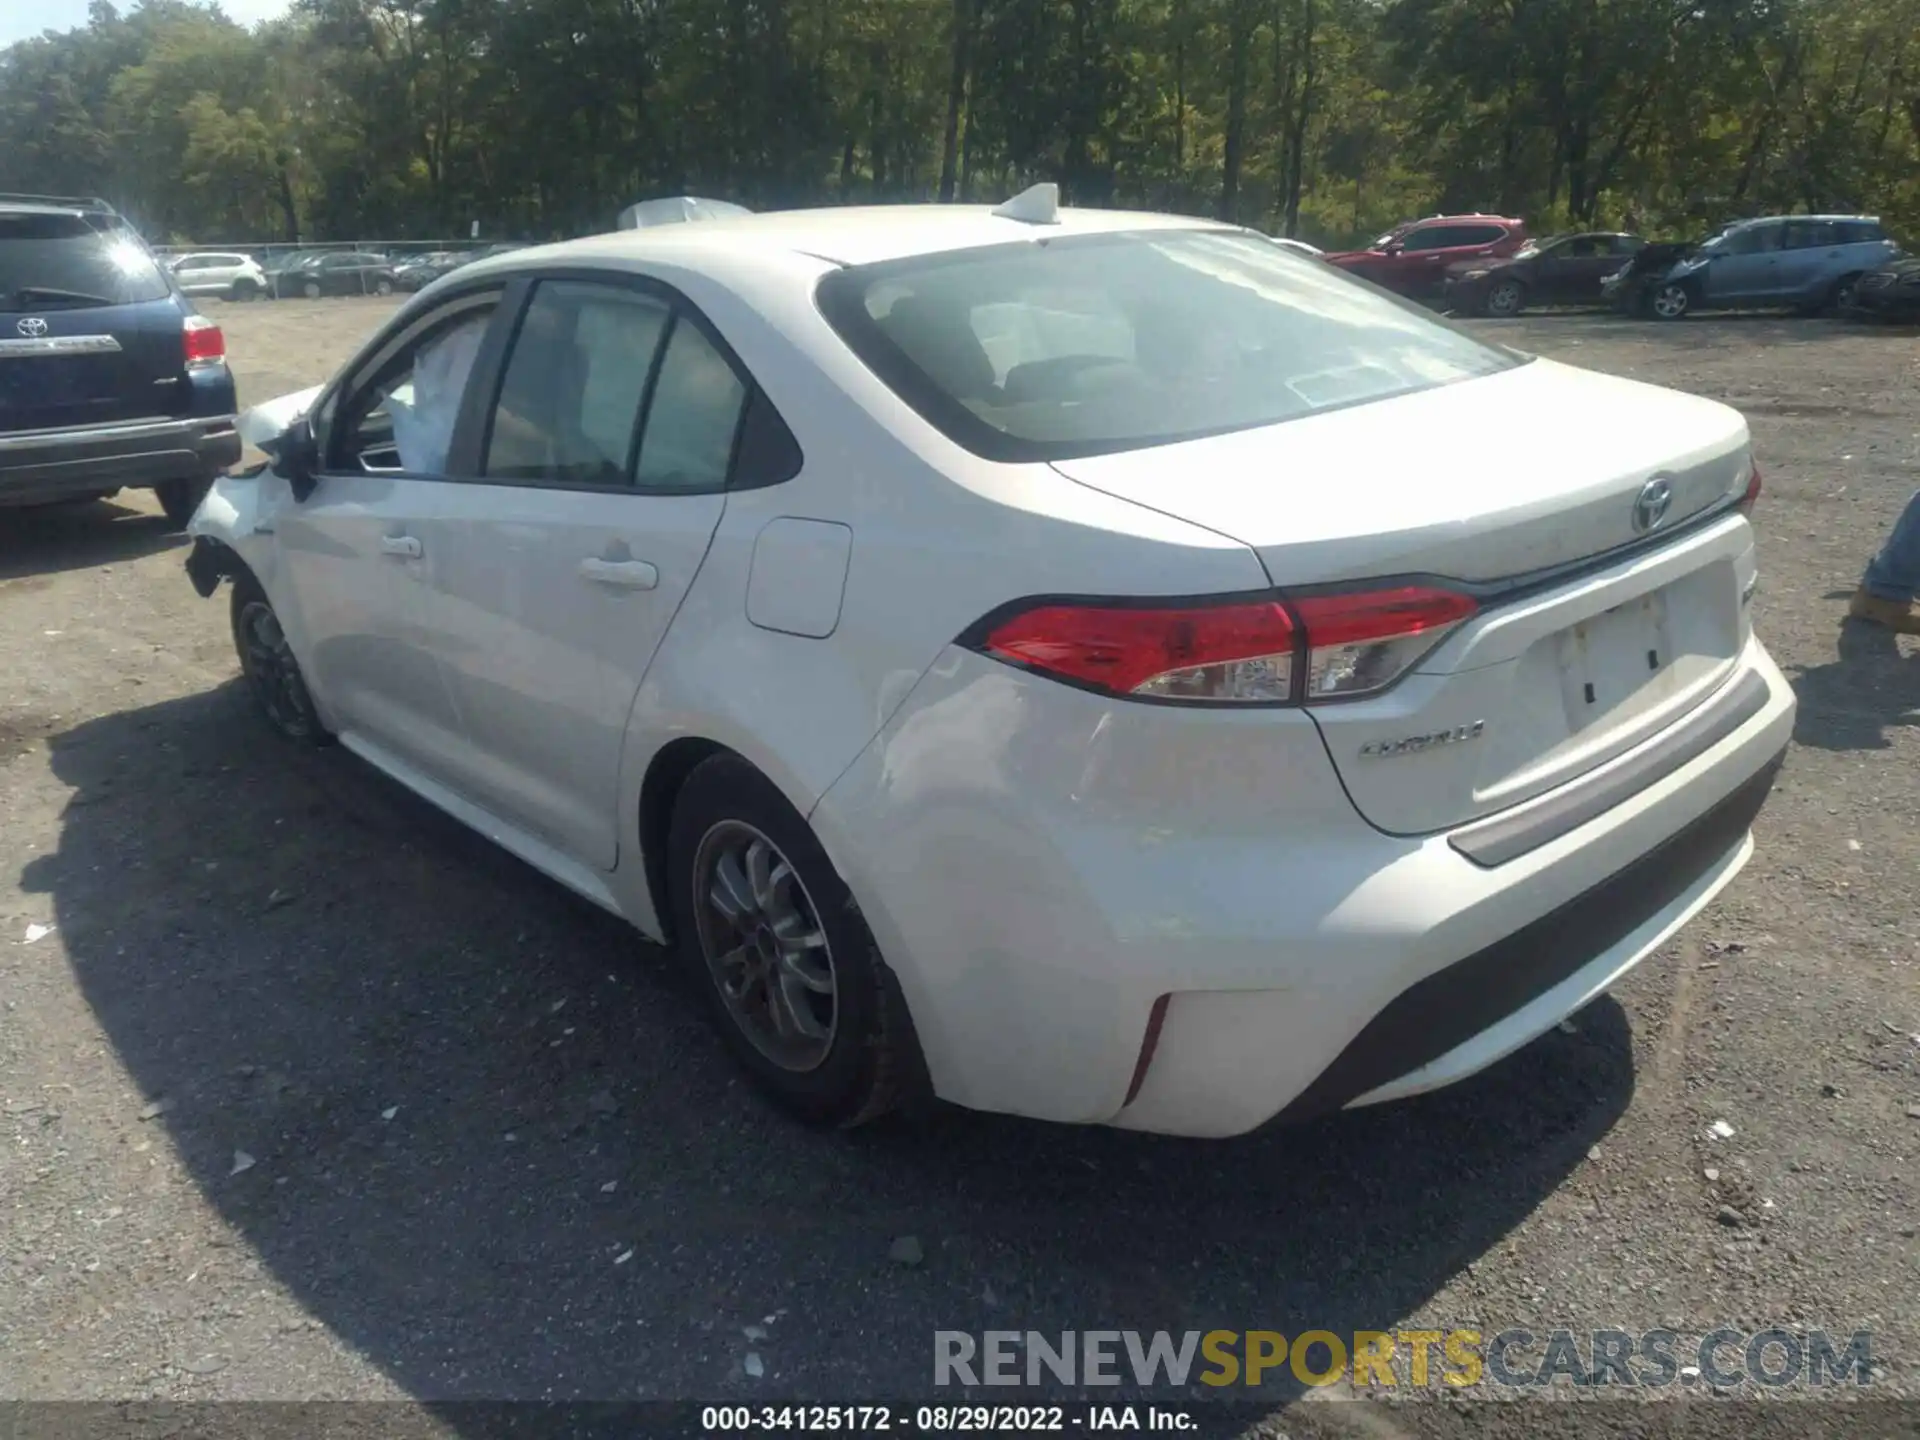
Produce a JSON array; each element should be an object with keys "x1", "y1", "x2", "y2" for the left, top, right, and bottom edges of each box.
[{"x1": 185, "y1": 187, "x2": 1793, "y2": 1137}]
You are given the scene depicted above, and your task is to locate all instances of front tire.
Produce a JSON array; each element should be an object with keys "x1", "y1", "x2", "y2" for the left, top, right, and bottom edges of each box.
[
  {"x1": 302, "y1": 279, "x2": 322, "y2": 300},
  {"x1": 1826, "y1": 273, "x2": 1861, "y2": 316},
  {"x1": 154, "y1": 476, "x2": 210, "y2": 529},
  {"x1": 667, "y1": 754, "x2": 913, "y2": 1127},
  {"x1": 1650, "y1": 282, "x2": 1692, "y2": 321},
  {"x1": 374, "y1": 277, "x2": 395, "y2": 296},
  {"x1": 1483, "y1": 278, "x2": 1526, "y2": 318},
  {"x1": 230, "y1": 574, "x2": 328, "y2": 744}
]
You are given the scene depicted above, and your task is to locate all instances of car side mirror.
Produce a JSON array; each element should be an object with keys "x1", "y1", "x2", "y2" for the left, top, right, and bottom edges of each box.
[
  {"x1": 265, "y1": 418, "x2": 321, "y2": 501},
  {"x1": 1382, "y1": 240, "x2": 1404, "y2": 256}
]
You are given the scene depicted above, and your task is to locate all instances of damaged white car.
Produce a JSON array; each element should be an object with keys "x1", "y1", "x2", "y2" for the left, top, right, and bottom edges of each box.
[{"x1": 186, "y1": 190, "x2": 1792, "y2": 1136}]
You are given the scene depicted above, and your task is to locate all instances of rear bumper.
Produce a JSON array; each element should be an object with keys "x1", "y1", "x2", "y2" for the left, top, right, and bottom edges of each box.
[
  {"x1": 813, "y1": 637, "x2": 1795, "y2": 1137},
  {"x1": 0, "y1": 414, "x2": 241, "y2": 506}
]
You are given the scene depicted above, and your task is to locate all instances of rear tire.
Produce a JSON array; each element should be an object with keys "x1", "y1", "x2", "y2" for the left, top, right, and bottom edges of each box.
[
  {"x1": 229, "y1": 278, "x2": 259, "y2": 302},
  {"x1": 154, "y1": 477, "x2": 210, "y2": 529},
  {"x1": 667, "y1": 754, "x2": 916, "y2": 1127},
  {"x1": 230, "y1": 574, "x2": 329, "y2": 745}
]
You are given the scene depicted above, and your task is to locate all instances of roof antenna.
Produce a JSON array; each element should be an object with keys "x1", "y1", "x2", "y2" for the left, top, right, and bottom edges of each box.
[{"x1": 992, "y1": 182, "x2": 1060, "y2": 226}]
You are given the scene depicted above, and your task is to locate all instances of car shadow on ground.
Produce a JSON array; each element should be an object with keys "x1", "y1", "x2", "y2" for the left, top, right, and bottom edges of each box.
[
  {"x1": 0, "y1": 498, "x2": 183, "y2": 583},
  {"x1": 23, "y1": 682, "x2": 1638, "y2": 1423},
  {"x1": 1789, "y1": 616, "x2": 1920, "y2": 753}
]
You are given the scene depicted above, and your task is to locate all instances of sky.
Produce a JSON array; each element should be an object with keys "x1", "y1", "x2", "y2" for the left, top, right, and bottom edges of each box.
[{"x1": 1, "y1": 0, "x2": 292, "y2": 48}]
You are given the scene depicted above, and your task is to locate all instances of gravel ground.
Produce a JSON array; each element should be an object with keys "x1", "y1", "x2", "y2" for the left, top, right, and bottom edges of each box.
[{"x1": 1, "y1": 298, "x2": 1917, "y2": 1438}]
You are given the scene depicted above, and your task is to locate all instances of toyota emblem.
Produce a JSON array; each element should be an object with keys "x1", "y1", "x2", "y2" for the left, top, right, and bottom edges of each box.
[
  {"x1": 1632, "y1": 477, "x2": 1674, "y2": 534},
  {"x1": 16, "y1": 317, "x2": 49, "y2": 338}
]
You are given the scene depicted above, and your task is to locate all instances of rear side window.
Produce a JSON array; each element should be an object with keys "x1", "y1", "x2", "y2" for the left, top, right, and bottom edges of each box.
[
  {"x1": 1455, "y1": 225, "x2": 1510, "y2": 246},
  {"x1": 635, "y1": 320, "x2": 747, "y2": 493},
  {"x1": 0, "y1": 212, "x2": 170, "y2": 311},
  {"x1": 483, "y1": 280, "x2": 673, "y2": 487},
  {"x1": 817, "y1": 229, "x2": 1520, "y2": 463},
  {"x1": 1784, "y1": 220, "x2": 1842, "y2": 249}
]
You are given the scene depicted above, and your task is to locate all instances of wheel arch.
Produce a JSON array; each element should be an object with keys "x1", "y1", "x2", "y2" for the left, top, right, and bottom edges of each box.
[
  {"x1": 638, "y1": 736, "x2": 738, "y2": 946},
  {"x1": 184, "y1": 533, "x2": 258, "y2": 599}
]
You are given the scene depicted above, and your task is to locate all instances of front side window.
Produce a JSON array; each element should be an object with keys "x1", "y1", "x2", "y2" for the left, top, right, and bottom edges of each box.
[
  {"x1": 0, "y1": 213, "x2": 170, "y2": 310},
  {"x1": 817, "y1": 228, "x2": 1522, "y2": 463},
  {"x1": 333, "y1": 296, "x2": 498, "y2": 474},
  {"x1": 483, "y1": 280, "x2": 672, "y2": 487},
  {"x1": 1400, "y1": 226, "x2": 1459, "y2": 252},
  {"x1": 1719, "y1": 225, "x2": 1782, "y2": 256}
]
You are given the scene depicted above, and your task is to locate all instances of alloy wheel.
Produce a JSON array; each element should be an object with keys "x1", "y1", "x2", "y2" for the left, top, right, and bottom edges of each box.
[
  {"x1": 1652, "y1": 284, "x2": 1689, "y2": 320},
  {"x1": 1486, "y1": 280, "x2": 1523, "y2": 317},
  {"x1": 691, "y1": 820, "x2": 838, "y2": 1073}
]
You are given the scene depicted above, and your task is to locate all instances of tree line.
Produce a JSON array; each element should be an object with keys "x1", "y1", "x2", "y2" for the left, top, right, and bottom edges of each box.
[{"x1": 2, "y1": 0, "x2": 1917, "y2": 250}]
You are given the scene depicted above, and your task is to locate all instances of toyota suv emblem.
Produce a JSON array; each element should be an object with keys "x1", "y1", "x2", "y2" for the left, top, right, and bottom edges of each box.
[
  {"x1": 16, "y1": 317, "x2": 49, "y2": 338},
  {"x1": 1632, "y1": 476, "x2": 1674, "y2": 533}
]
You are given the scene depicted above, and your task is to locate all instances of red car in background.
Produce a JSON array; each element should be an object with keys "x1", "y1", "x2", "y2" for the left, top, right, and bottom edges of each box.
[{"x1": 1323, "y1": 214, "x2": 1529, "y2": 301}]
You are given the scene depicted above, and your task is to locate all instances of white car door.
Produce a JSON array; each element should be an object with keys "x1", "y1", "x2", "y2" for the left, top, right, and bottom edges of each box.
[
  {"x1": 407, "y1": 274, "x2": 740, "y2": 869},
  {"x1": 272, "y1": 286, "x2": 505, "y2": 777}
]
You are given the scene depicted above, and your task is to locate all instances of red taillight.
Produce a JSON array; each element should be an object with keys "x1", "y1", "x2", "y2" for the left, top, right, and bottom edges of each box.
[
  {"x1": 972, "y1": 584, "x2": 1476, "y2": 706},
  {"x1": 1291, "y1": 586, "x2": 1480, "y2": 701},
  {"x1": 1737, "y1": 462, "x2": 1762, "y2": 516},
  {"x1": 183, "y1": 314, "x2": 225, "y2": 367},
  {"x1": 982, "y1": 599, "x2": 1298, "y2": 702}
]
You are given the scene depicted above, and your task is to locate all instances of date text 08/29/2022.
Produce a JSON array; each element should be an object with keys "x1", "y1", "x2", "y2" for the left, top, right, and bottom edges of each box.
[{"x1": 701, "y1": 1405, "x2": 1193, "y2": 1433}]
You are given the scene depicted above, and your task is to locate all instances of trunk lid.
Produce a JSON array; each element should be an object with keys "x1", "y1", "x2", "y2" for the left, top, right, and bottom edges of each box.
[
  {"x1": 0, "y1": 209, "x2": 187, "y2": 432},
  {"x1": 0, "y1": 297, "x2": 190, "y2": 431},
  {"x1": 1049, "y1": 359, "x2": 1756, "y2": 836}
]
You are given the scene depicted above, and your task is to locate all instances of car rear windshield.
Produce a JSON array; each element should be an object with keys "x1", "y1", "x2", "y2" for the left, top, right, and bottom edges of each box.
[
  {"x1": 815, "y1": 229, "x2": 1521, "y2": 462},
  {"x1": 0, "y1": 212, "x2": 170, "y2": 311}
]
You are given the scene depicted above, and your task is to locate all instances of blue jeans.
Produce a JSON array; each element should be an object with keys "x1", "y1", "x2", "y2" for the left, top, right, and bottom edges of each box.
[{"x1": 1864, "y1": 489, "x2": 1920, "y2": 603}]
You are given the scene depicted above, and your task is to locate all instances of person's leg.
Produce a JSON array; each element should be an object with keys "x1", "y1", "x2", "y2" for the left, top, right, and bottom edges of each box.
[
  {"x1": 1864, "y1": 490, "x2": 1920, "y2": 601},
  {"x1": 1850, "y1": 489, "x2": 1920, "y2": 631}
]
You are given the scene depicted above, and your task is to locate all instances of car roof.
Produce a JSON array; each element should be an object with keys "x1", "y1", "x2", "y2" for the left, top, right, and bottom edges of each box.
[
  {"x1": 457, "y1": 203, "x2": 1233, "y2": 277},
  {"x1": 1735, "y1": 214, "x2": 1877, "y2": 226}
]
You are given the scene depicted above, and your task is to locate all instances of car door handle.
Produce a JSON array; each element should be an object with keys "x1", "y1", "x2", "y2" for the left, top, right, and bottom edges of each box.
[
  {"x1": 380, "y1": 534, "x2": 423, "y2": 559},
  {"x1": 578, "y1": 557, "x2": 659, "y2": 590}
]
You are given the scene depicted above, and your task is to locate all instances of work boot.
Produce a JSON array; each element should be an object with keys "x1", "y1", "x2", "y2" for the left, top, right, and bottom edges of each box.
[{"x1": 1847, "y1": 588, "x2": 1920, "y2": 634}]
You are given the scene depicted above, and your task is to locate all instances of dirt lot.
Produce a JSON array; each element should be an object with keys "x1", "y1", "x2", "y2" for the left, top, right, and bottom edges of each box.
[{"x1": 2, "y1": 297, "x2": 1918, "y2": 1435}]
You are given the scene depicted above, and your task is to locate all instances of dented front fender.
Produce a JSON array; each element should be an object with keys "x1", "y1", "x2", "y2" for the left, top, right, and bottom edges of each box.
[{"x1": 184, "y1": 465, "x2": 285, "y2": 598}]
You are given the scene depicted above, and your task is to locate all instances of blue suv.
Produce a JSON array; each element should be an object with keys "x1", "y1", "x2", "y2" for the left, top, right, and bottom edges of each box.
[
  {"x1": 0, "y1": 193, "x2": 240, "y2": 527},
  {"x1": 1614, "y1": 214, "x2": 1901, "y2": 321}
]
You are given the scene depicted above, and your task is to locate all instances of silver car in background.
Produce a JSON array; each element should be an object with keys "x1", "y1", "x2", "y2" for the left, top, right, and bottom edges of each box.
[
  {"x1": 1623, "y1": 215, "x2": 1900, "y2": 320},
  {"x1": 168, "y1": 251, "x2": 269, "y2": 302}
]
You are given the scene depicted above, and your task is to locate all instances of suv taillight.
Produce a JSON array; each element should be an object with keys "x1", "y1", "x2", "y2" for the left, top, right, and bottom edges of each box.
[
  {"x1": 969, "y1": 586, "x2": 1477, "y2": 706},
  {"x1": 1737, "y1": 461, "x2": 1762, "y2": 517},
  {"x1": 183, "y1": 314, "x2": 225, "y2": 367}
]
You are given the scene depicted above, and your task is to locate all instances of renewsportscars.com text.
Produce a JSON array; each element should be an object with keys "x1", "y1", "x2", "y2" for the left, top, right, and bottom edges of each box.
[{"x1": 933, "y1": 1328, "x2": 1874, "y2": 1390}]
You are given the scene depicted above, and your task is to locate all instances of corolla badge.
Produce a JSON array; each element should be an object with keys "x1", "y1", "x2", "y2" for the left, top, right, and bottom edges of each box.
[
  {"x1": 1358, "y1": 720, "x2": 1486, "y2": 759},
  {"x1": 1632, "y1": 477, "x2": 1674, "y2": 533},
  {"x1": 16, "y1": 317, "x2": 49, "y2": 338}
]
